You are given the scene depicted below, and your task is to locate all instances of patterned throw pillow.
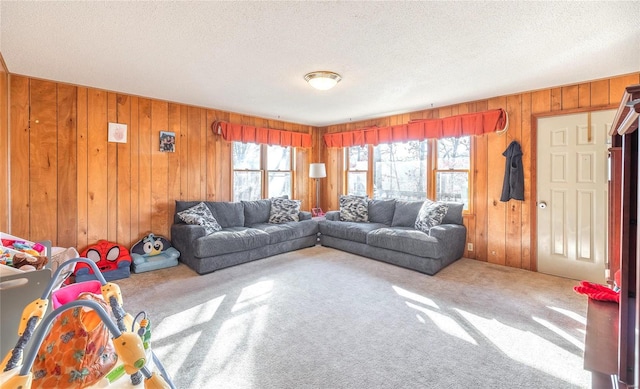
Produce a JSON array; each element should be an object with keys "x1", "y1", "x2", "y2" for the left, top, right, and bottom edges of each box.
[
  {"x1": 177, "y1": 202, "x2": 222, "y2": 234},
  {"x1": 339, "y1": 195, "x2": 369, "y2": 222},
  {"x1": 269, "y1": 198, "x2": 301, "y2": 224},
  {"x1": 415, "y1": 200, "x2": 449, "y2": 233}
]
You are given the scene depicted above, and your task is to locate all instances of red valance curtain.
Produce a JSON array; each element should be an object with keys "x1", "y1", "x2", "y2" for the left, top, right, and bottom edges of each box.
[
  {"x1": 323, "y1": 108, "x2": 507, "y2": 148},
  {"x1": 213, "y1": 121, "x2": 313, "y2": 148}
]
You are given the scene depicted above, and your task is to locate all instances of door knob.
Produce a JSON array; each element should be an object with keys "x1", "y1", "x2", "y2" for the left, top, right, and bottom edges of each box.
[{"x1": 538, "y1": 202, "x2": 547, "y2": 209}]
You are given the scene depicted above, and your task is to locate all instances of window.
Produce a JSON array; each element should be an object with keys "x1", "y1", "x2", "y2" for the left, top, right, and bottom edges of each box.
[
  {"x1": 434, "y1": 137, "x2": 470, "y2": 210},
  {"x1": 344, "y1": 136, "x2": 471, "y2": 210},
  {"x1": 373, "y1": 141, "x2": 428, "y2": 201},
  {"x1": 233, "y1": 143, "x2": 293, "y2": 201},
  {"x1": 233, "y1": 143, "x2": 262, "y2": 201},
  {"x1": 346, "y1": 146, "x2": 368, "y2": 196},
  {"x1": 266, "y1": 145, "x2": 292, "y2": 199}
]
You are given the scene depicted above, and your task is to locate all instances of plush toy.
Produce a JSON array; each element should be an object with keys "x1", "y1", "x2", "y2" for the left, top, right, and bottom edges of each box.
[
  {"x1": 11, "y1": 252, "x2": 48, "y2": 271},
  {"x1": 75, "y1": 240, "x2": 131, "y2": 282},
  {"x1": 129, "y1": 233, "x2": 179, "y2": 273},
  {"x1": 574, "y1": 280, "x2": 619, "y2": 303}
]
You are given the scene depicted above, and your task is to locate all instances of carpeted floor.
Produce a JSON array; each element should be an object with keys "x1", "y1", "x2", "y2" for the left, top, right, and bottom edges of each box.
[{"x1": 117, "y1": 246, "x2": 590, "y2": 388}]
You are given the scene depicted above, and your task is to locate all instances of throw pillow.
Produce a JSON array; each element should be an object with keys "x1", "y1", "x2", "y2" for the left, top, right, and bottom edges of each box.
[
  {"x1": 177, "y1": 202, "x2": 222, "y2": 234},
  {"x1": 269, "y1": 198, "x2": 301, "y2": 223},
  {"x1": 339, "y1": 195, "x2": 369, "y2": 222},
  {"x1": 415, "y1": 200, "x2": 449, "y2": 233}
]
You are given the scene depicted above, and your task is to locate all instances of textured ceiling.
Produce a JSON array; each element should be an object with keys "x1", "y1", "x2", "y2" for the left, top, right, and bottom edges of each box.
[{"x1": 2, "y1": 1, "x2": 639, "y2": 127}]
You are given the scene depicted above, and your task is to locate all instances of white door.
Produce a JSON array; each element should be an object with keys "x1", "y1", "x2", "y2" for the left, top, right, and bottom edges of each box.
[{"x1": 537, "y1": 110, "x2": 615, "y2": 283}]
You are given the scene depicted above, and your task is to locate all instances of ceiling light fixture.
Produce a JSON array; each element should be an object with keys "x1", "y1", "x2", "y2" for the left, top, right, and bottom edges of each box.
[{"x1": 304, "y1": 71, "x2": 342, "y2": 91}]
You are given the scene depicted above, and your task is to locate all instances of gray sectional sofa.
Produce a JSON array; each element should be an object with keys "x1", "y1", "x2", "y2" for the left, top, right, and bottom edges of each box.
[
  {"x1": 171, "y1": 197, "x2": 466, "y2": 276},
  {"x1": 171, "y1": 200, "x2": 318, "y2": 274},
  {"x1": 318, "y1": 199, "x2": 466, "y2": 275}
]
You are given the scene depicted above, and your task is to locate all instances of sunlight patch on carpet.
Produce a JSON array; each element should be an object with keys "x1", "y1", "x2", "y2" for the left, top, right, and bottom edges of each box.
[
  {"x1": 233, "y1": 280, "x2": 273, "y2": 312},
  {"x1": 406, "y1": 302, "x2": 477, "y2": 345},
  {"x1": 392, "y1": 285, "x2": 439, "y2": 309},
  {"x1": 153, "y1": 331, "x2": 203, "y2": 380},
  {"x1": 393, "y1": 284, "x2": 476, "y2": 345},
  {"x1": 155, "y1": 295, "x2": 225, "y2": 338},
  {"x1": 455, "y1": 308, "x2": 589, "y2": 386},
  {"x1": 548, "y1": 305, "x2": 586, "y2": 325},
  {"x1": 199, "y1": 304, "x2": 271, "y2": 388},
  {"x1": 532, "y1": 316, "x2": 584, "y2": 351}
]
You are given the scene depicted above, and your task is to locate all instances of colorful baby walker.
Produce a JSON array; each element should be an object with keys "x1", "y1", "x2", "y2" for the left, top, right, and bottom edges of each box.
[{"x1": 0, "y1": 258, "x2": 175, "y2": 388}]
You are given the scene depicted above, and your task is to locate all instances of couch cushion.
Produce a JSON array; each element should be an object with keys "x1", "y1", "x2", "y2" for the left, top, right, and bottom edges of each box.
[
  {"x1": 269, "y1": 198, "x2": 301, "y2": 223},
  {"x1": 250, "y1": 220, "x2": 318, "y2": 244},
  {"x1": 442, "y1": 202, "x2": 464, "y2": 225},
  {"x1": 242, "y1": 199, "x2": 271, "y2": 226},
  {"x1": 415, "y1": 200, "x2": 449, "y2": 233},
  {"x1": 210, "y1": 202, "x2": 245, "y2": 228},
  {"x1": 319, "y1": 220, "x2": 386, "y2": 243},
  {"x1": 391, "y1": 200, "x2": 424, "y2": 227},
  {"x1": 193, "y1": 227, "x2": 270, "y2": 257},
  {"x1": 368, "y1": 199, "x2": 396, "y2": 225},
  {"x1": 339, "y1": 195, "x2": 369, "y2": 222},
  {"x1": 367, "y1": 227, "x2": 441, "y2": 258},
  {"x1": 299, "y1": 211, "x2": 312, "y2": 221},
  {"x1": 176, "y1": 202, "x2": 222, "y2": 234}
]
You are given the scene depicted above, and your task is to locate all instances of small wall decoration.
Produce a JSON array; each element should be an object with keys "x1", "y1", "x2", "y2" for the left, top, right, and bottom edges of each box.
[
  {"x1": 160, "y1": 131, "x2": 176, "y2": 152},
  {"x1": 108, "y1": 122, "x2": 127, "y2": 143}
]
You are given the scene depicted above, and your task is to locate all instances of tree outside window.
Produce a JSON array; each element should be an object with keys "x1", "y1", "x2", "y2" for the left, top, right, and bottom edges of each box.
[
  {"x1": 344, "y1": 136, "x2": 471, "y2": 211},
  {"x1": 373, "y1": 141, "x2": 428, "y2": 200},
  {"x1": 346, "y1": 146, "x2": 368, "y2": 197}
]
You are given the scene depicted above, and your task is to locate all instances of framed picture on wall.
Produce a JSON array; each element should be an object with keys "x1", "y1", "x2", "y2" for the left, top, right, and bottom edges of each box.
[
  {"x1": 108, "y1": 123, "x2": 127, "y2": 143},
  {"x1": 160, "y1": 131, "x2": 176, "y2": 152}
]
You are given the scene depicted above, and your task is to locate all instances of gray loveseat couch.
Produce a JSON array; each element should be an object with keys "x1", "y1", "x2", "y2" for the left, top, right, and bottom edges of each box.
[
  {"x1": 171, "y1": 200, "x2": 319, "y2": 274},
  {"x1": 319, "y1": 199, "x2": 466, "y2": 275}
]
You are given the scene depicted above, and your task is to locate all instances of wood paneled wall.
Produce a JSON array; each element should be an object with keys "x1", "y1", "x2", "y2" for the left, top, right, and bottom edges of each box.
[
  {"x1": 0, "y1": 54, "x2": 8, "y2": 232},
  {"x1": 5, "y1": 68, "x2": 639, "y2": 272},
  {"x1": 7, "y1": 75, "x2": 317, "y2": 250},
  {"x1": 319, "y1": 72, "x2": 640, "y2": 270}
]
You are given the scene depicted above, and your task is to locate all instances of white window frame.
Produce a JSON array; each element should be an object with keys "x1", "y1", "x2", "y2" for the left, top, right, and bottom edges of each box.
[{"x1": 232, "y1": 143, "x2": 294, "y2": 201}]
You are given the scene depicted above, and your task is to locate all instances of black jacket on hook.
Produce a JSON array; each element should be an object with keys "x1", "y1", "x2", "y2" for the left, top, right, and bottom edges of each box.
[{"x1": 500, "y1": 140, "x2": 524, "y2": 202}]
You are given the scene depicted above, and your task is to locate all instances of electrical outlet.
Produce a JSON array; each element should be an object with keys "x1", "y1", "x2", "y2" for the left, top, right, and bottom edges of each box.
[{"x1": 467, "y1": 243, "x2": 474, "y2": 251}]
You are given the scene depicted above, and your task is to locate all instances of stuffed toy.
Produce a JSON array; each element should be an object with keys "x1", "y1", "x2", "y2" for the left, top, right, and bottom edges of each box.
[
  {"x1": 11, "y1": 252, "x2": 48, "y2": 271},
  {"x1": 75, "y1": 240, "x2": 131, "y2": 282},
  {"x1": 574, "y1": 280, "x2": 619, "y2": 303},
  {"x1": 129, "y1": 233, "x2": 179, "y2": 273}
]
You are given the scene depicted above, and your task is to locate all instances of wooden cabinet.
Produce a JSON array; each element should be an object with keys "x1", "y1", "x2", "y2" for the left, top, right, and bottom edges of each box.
[
  {"x1": 584, "y1": 300, "x2": 618, "y2": 387},
  {"x1": 597, "y1": 84, "x2": 640, "y2": 388},
  {"x1": 618, "y1": 129, "x2": 638, "y2": 385},
  {"x1": 608, "y1": 145, "x2": 622, "y2": 283}
]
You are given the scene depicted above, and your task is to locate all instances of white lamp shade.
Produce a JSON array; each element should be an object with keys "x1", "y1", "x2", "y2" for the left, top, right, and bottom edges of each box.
[
  {"x1": 309, "y1": 163, "x2": 326, "y2": 179},
  {"x1": 308, "y1": 77, "x2": 338, "y2": 90},
  {"x1": 304, "y1": 71, "x2": 342, "y2": 91}
]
